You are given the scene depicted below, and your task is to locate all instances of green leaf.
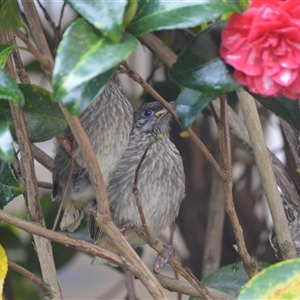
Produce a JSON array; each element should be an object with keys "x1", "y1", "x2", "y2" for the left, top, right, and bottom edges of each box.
[
  {"x1": 0, "y1": 115, "x2": 13, "y2": 162},
  {"x1": 170, "y1": 21, "x2": 240, "y2": 93},
  {"x1": 0, "y1": 44, "x2": 22, "y2": 69},
  {"x1": 254, "y1": 94, "x2": 300, "y2": 132},
  {"x1": 198, "y1": 261, "x2": 269, "y2": 298},
  {"x1": 52, "y1": 18, "x2": 137, "y2": 104},
  {"x1": 176, "y1": 89, "x2": 218, "y2": 129},
  {"x1": 0, "y1": 0, "x2": 29, "y2": 35},
  {"x1": 0, "y1": 84, "x2": 67, "y2": 143},
  {"x1": 123, "y1": 0, "x2": 138, "y2": 28},
  {"x1": 238, "y1": 258, "x2": 300, "y2": 299},
  {"x1": 61, "y1": 68, "x2": 115, "y2": 115},
  {"x1": 0, "y1": 161, "x2": 25, "y2": 208},
  {"x1": 66, "y1": 0, "x2": 127, "y2": 43},
  {"x1": 0, "y1": 69, "x2": 24, "y2": 105},
  {"x1": 127, "y1": 1, "x2": 238, "y2": 37}
]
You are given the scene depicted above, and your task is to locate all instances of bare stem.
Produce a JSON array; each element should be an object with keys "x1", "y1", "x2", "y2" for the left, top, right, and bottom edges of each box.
[
  {"x1": 52, "y1": 140, "x2": 76, "y2": 231},
  {"x1": 31, "y1": 144, "x2": 53, "y2": 172},
  {"x1": 156, "y1": 274, "x2": 235, "y2": 300},
  {"x1": 237, "y1": 88, "x2": 297, "y2": 259},
  {"x1": 38, "y1": 181, "x2": 53, "y2": 189},
  {"x1": 214, "y1": 97, "x2": 258, "y2": 278},
  {"x1": 8, "y1": 260, "x2": 52, "y2": 299}
]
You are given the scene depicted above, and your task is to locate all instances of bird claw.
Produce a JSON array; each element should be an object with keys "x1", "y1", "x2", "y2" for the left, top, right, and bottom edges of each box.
[
  {"x1": 120, "y1": 221, "x2": 131, "y2": 239},
  {"x1": 153, "y1": 244, "x2": 174, "y2": 274}
]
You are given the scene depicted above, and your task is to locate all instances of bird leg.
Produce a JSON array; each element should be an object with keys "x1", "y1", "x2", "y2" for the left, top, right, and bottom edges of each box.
[{"x1": 153, "y1": 244, "x2": 174, "y2": 274}]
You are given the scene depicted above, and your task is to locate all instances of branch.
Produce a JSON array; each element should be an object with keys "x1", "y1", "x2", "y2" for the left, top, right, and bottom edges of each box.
[
  {"x1": 20, "y1": 0, "x2": 53, "y2": 79},
  {"x1": 31, "y1": 144, "x2": 53, "y2": 172},
  {"x1": 8, "y1": 260, "x2": 52, "y2": 299},
  {"x1": 215, "y1": 98, "x2": 258, "y2": 278},
  {"x1": 237, "y1": 88, "x2": 297, "y2": 259},
  {"x1": 156, "y1": 274, "x2": 235, "y2": 300},
  {"x1": 0, "y1": 210, "x2": 124, "y2": 266},
  {"x1": 37, "y1": 181, "x2": 53, "y2": 190}
]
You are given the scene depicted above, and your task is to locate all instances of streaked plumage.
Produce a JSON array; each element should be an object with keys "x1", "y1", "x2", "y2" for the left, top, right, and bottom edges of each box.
[
  {"x1": 52, "y1": 73, "x2": 133, "y2": 232},
  {"x1": 89, "y1": 101, "x2": 185, "y2": 267}
]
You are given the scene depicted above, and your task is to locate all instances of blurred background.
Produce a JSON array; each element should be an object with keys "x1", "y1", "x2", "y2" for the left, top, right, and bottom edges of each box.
[{"x1": 2, "y1": 1, "x2": 298, "y2": 299}]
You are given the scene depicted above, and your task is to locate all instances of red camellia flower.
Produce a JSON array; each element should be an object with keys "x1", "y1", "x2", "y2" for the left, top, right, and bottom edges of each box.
[{"x1": 220, "y1": 0, "x2": 300, "y2": 100}]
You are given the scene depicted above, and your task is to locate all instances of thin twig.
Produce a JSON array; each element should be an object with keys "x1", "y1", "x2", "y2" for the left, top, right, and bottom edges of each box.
[
  {"x1": 38, "y1": 181, "x2": 53, "y2": 190},
  {"x1": 132, "y1": 139, "x2": 156, "y2": 239},
  {"x1": 52, "y1": 139, "x2": 76, "y2": 231},
  {"x1": 15, "y1": 30, "x2": 49, "y2": 70},
  {"x1": 215, "y1": 97, "x2": 258, "y2": 278},
  {"x1": 237, "y1": 88, "x2": 297, "y2": 259},
  {"x1": 56, "y1": 134, "x2": 84, "y2": 168},
  {"x1": 21, "y1": 0, "x2": 54, "y2": 79},
  {"x1": 155, "y1": 274, "x2": 235, "y2": 300},
  {"x1": 8, "y1": 260, "x2": 52, "y2": 299},
  {"x1": 135, "y1": 229, "x2": 213, "y2": 300},
  {"x1": 36, "y1": 0, "x2": 62, "y2": 54},
  {"x1": 31, "y1": 144, "x2": 53, "y2": 172}
]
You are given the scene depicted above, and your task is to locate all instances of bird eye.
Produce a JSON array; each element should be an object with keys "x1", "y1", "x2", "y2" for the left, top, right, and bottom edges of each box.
[{"x1": 143, "y1": 109, "x2": 153, "y2": 117}]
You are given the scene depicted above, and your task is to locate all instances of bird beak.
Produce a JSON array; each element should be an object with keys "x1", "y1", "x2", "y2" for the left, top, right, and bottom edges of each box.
[{"x1": 155, "y1": 108, "x2": 168, "y2": 117}]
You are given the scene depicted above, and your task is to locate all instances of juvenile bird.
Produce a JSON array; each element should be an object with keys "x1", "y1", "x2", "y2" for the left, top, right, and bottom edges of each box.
[
  {"x1": 52, "y1": 73, "x2": 133, "y2": 232},
  {"x1": 89, "y1": 101, "x2": 185, "y2": 272}
]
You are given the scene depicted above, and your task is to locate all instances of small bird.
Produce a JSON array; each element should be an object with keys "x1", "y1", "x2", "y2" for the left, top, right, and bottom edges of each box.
[
  {"x1": 52, "y1": 73, "x2": 133, "y2": 232},
  {"x1": 89, "y1": 101, "x2": 185, "y2": 272}
]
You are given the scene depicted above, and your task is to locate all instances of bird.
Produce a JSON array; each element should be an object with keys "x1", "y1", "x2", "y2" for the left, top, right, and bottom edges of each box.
[
  {"x1": 89, "y1": 101, "x2": 185, "y2": 272},
  {"x1": 52, "y1": 72, "x2": 133, "y2": 232}
]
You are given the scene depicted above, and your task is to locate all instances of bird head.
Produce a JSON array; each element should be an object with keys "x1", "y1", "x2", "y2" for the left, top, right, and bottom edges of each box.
[{"x1": 133, "y1": 102, "x2": 173, "y2": 136}]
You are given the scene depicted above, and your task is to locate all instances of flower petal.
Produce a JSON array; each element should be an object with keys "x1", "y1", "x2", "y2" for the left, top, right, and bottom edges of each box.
[{"x1": 272, "y1": 68, "x2": 298, "y2": 86}]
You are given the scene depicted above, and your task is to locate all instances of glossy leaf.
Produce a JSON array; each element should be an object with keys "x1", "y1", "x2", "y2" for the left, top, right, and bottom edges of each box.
[
  {"x1": 238, "y1": 258, "x2": 300, "y2": 299},
  {"x1": 127, "y1": 0, "x2": 238, "y2": 37},
  {"x1": 0, "y1": 69, "x2": 24, "y2": 105},
  {"x1": 195, "y1": 261, "x2": 269, "y2": 298},
  {"x1": 52, "y1": 18, "x2": 137, "y2": 107},
  {"x1": 0, "y1": 84, "x2": 67, "y2": 142},
  {"x1": 123, "y1": 0, "x2": 138, "y2": 28},
  {"x1": 254, "y1": 94, "x2": 300, "y2": 132},
  {"x1": 0, "y1": 116, "x2": 14, "y2": 162},
  {"x1": 176, "y1": 89, "x2": 218, "y2": 129},
  {"x1": 0, "y1": 161, "x2": 25, "y2": 208},
  {"x1": 0, "y1": 0, "x2": 29, "y2": 35},
  {"x1": 66, "y1": 0, "x2": 127, "y2": 42},
  {"x1": 61, "y1": 68, "x2": 115, "y2": 115},
  {"x1": 170, "y1": 21, "x2": 240, "y2": 93}
]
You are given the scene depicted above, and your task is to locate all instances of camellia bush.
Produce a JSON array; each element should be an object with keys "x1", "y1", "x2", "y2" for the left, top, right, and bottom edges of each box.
[{"x1": 0, "y1": 0, "x2": 300, "y2": 299}]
